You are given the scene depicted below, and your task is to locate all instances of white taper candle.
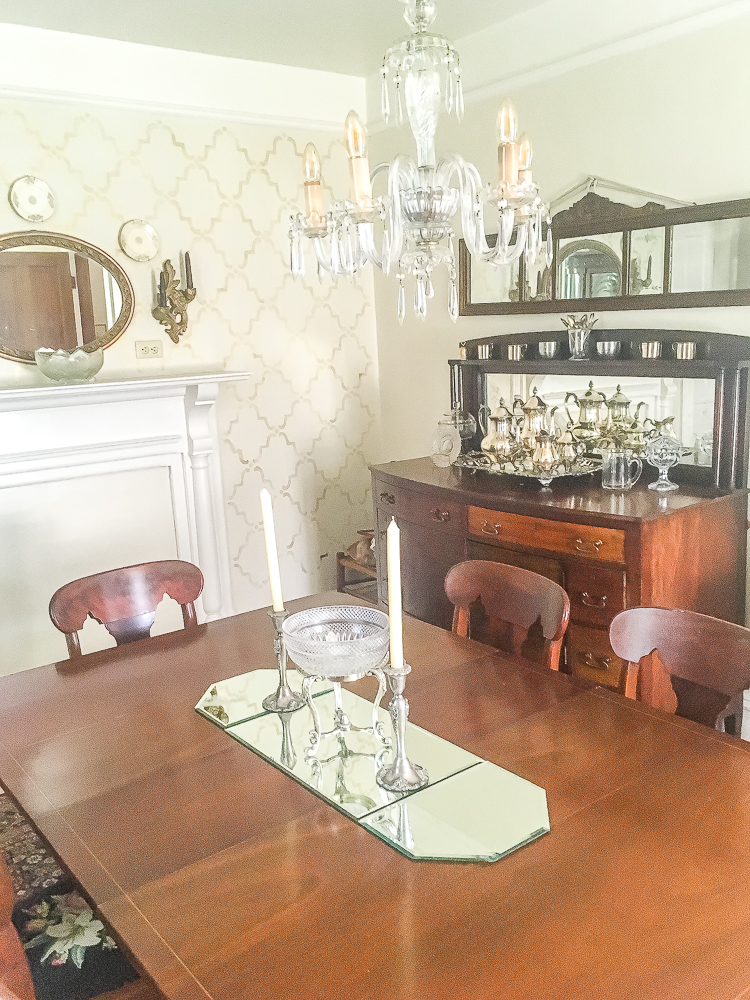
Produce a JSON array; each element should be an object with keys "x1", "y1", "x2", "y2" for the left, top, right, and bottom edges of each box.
[
  {"x1": 260, "y1": 488, "x2": 284, "y2": 612},
  {"x1": 386, "y1": 517, "x2": 404, "y2": 669}
]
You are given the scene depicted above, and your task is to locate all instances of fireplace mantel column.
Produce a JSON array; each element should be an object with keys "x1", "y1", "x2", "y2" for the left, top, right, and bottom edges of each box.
[{"x1": 186, "y1": 380, "x2": 227, "y2": 620}]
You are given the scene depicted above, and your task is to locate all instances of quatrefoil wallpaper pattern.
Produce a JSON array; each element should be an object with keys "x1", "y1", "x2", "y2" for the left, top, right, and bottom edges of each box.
[{"x1": 0, "y1": 98, "x2": 381, "y2": 612}]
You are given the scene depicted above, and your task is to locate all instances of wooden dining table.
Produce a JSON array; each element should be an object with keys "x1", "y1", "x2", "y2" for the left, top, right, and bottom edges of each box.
[{"x1": 2, "y1": 591, "x2": 750, "y2": 1000}]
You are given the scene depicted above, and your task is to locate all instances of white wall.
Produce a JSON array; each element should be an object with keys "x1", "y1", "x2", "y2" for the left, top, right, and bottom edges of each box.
[{"x1": 369, "y1": 9, "x2": 750, "y2": 460}]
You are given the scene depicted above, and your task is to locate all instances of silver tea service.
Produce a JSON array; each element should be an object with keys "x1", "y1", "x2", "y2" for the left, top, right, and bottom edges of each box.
[
  {"x1": 639, "y1": 341, "x2": 662, "y2": 359},
  {"x1": 596, "y1": 340, "x2": 621, "y2": 358},
  {"x1": 538, "y1": 341, "x2": 562, "y2": 359},
  {"x1": 673, "y1": 341, "x2": 696, "y2": 360}
]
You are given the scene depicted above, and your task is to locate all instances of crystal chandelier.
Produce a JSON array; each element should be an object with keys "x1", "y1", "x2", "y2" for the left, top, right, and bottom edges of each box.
[{"x1": 289, "y1": 0, "x2": 552, "y2": 323}]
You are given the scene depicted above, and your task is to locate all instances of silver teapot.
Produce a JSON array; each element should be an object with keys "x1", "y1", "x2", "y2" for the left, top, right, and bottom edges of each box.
[
  {"x1": 556, "y1": 424, "x2": 584, "y2": 468},
  {"x1": 618, "y1": 402, "x2": 649, "y2": 453},
  {"x1": 480, "y1": 399, "x2": 520, "y2": 462},
  {"x1": 532, "y1": 430, "x2": 560, "y2": 472},
  {"x1": 514, "y1": 388, "x2": 554, "y2": 448},
  {"x1": 565, "y1": 381, "x2": 608, "y2": 442},
  {"x1": 605, "y1": 385, "x2": 633, "y2": 438}
]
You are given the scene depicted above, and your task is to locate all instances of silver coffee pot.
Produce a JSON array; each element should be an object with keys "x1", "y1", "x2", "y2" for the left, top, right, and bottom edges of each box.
[
  {"x1": 605, "y1": 385, "x2": 633, "y2": 438},
  {"x1": 514, "y1": 388, "x2": 552, "y2": 448},
  {"x1": 480, "y1": 399, "x2": 520, "y2": 462},
  {"x1": 565, "y1": 381, "x2": 608, "y2": 443}
]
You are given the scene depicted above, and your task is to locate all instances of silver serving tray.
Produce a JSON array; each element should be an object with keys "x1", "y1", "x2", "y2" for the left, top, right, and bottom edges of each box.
[{"x1": 455, "y1": 452, "x2": 602, "y2": 486}]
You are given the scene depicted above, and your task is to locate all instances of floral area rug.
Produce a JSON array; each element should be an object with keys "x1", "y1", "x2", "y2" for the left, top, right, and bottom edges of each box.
[
  {"x1": 1, "y1": 794, "x2": 140, "y2": 1000},
  {"x1": 0, "y1": 794, "x2": 66, "y2": 900}
]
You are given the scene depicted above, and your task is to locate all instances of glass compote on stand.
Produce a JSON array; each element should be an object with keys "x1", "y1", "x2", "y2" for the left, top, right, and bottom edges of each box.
[
  {"x1": 645, "y1": 433, "x2": 682, "y2": 492},
  {"x1": 282, "y1": 606, "x2": 391, "y2": 757}
]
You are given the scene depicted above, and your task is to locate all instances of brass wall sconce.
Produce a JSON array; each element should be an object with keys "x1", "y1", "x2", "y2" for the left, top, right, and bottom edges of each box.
[{"x1": 152, "y1": 254, "x2": 196, "y2": 343}]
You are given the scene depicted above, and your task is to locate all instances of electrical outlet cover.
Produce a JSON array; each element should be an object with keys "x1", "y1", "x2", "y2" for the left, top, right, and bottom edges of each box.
[{"x1": 135, "y1": 340, "x2": 163, "y2": 358}]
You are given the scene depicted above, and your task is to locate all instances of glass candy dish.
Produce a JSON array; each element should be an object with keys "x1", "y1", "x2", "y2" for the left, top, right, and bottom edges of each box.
[
  {"x1": 282, "y1": 606, "x2": 389, "y2": 680},
  {"x1": 645, "y1": 433, "x2": 681, "y2": 492}
]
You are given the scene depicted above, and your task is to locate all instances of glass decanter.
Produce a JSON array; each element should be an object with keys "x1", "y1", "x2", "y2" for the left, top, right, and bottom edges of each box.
[{"x1": 645, "y1": 433, "x2": 681, "y2": 492}]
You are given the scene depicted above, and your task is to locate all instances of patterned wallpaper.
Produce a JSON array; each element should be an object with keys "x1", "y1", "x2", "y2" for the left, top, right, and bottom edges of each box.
[{"x1": 0, "y1": 98, "x2": 381, "y2": 612}]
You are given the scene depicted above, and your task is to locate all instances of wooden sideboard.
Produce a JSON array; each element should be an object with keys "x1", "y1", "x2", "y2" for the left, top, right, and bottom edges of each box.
[{"x1": 371, "y1": 458, "x2": 748, "y2": 711}]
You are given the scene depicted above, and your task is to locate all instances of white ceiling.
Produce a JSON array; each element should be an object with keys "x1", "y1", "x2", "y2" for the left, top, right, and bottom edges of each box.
[{"x1": 0, "y1": 0, "x2": 550, "y2": 76}]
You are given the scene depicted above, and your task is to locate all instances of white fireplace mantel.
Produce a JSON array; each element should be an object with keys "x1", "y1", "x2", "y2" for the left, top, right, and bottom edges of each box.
[{"x1": 0, "y1": 370, "x2": 249, "y2": 673}]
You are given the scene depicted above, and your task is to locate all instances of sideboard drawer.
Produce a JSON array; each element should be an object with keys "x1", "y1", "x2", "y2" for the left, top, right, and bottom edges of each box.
[
  {"x1": 468, "y1": 506, "x2": 625, "y2": 564},
  {"x1": 567, "y1": 563, "x2": 626, "y2": 627},
  {"x1": 376, "y1": 484, "x2": 465, "y2": 532},
  {"x1": 566, "y1": 623, "x2": 626, "y2": 691}
]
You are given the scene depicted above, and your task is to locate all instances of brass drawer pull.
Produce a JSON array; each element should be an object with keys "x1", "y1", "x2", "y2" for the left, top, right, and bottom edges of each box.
[
  {"x1": 380, "y1": 491, "x2": 395, "y2": 505},
  {"x1": 432, "y1": 508, "x2": 450, "y2": 522},
  {"x1": 481, "y1": 520, "x2": 501, "y2": 535},
  {"x1": 581, "y1": 592, "x2": 607, "y2": 608},
  {"x1": 575, "y1": 538, "x2": 604, "y2": 554},
  {"x1": 578, "y1": 651, "x2": 612, "y2": 671}
]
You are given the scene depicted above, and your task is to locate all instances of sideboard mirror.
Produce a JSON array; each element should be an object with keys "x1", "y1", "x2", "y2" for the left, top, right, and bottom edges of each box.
[
  {"x1": 450, "y1": 329, "x2": 750, "y2": 489},
  {"x1": 459, "y1": 194, "x2": 750, "y2": 315},
  {"x1": 0, "y1": 231, "x2": 135, "y2": 363}
]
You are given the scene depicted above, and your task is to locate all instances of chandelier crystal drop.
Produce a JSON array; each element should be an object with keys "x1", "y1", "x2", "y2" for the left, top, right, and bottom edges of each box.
[{"x1": 289, "y1": 0, "x2": 552, "y2": 323}]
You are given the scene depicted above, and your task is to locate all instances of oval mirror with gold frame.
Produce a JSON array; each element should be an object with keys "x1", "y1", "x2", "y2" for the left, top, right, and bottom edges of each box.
[{"x1": 0, "y1": 231, "x2": 135, "y2": 363}]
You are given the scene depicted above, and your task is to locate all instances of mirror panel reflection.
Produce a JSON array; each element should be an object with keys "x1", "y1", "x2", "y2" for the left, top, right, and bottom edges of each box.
[
  {"x1": 485, "y1": 373, "x2": 715, "y2": 467},
  {"x1": 460, "y1": 195, "x2": 750, "y2": 314},
  {"x1": 0, "y1": 233, "x2": 133, "y2": 363},
  {"x1": 0, "y1": 246, "x2": 123, "y2": 355},
  {"x1": 671, "y1": 217, "x2": 750, "y2": 293},
  {"x1": 629, "y1": 228, "x2": 665, "y2": 295},
  {"x1": 558, "y1": 236, "x2": 622, "y2": 299}
]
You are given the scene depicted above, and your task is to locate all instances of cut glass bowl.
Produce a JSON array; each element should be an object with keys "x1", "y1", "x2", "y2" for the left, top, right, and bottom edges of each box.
[
  {"x1": 35, "y1": 347, "x2": 104, "y2": 383},
  {"x1": 282, "y1": 605, "x2": 389, "y2": 679}
]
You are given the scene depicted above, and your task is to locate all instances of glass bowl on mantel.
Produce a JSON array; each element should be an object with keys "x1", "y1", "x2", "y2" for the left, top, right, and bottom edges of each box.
[
  {"x1": 282, "y1": 605, "x2": 389, "y2": 681},
  {"x1": 35, "y1": 346, "x2": 104, "y2": 384}
]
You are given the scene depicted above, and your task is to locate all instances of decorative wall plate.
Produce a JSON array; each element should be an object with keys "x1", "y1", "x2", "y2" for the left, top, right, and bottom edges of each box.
[
  {"x1": 8, "y1": 176, "x2": 55, "y2": 223},
  {"x1": 118, "y1": 220, "x2": 159, "y2": 262}
]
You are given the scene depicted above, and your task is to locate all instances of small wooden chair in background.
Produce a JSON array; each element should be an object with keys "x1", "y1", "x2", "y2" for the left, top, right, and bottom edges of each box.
[
  {"x1": 610, "y1": 606, "x2": 750, "y2": 734},
  {"x1": 49, "y1": 560, "x2": 204, "y2": 658},
  {"x1": 444, "y1": 560, "x2": 570, "y2": 670}
]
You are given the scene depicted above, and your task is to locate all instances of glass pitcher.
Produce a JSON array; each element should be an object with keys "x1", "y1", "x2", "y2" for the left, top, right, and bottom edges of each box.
[{"x1": 600, "y1": 447, "x2": 642, "y2": 491}]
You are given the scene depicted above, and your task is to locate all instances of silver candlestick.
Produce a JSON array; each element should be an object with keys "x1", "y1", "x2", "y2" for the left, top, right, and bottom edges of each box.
[
  {"x1": 262, "y1": 609, "x2": 306, "y2": 714},
  {"x1": 278, "y1": 711, "x2": 297, "y2": 770},
  {"x1": 376, "y1": 662, "x2": 429, "y2": 792}
]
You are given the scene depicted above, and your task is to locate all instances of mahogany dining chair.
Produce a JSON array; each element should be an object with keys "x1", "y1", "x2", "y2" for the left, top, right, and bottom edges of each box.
[
  {"x1": 610, "y1": 606, "x2": 750, "y2": 733},
  {"x1": 444, "y1": 559, "x2": 570, "y2": 670},
  {"x1": 49, "y1": 560, "x2": 204, "y2": 658},
  {"x1": 0, "y1": 854, "x2": 33, "y2": 1000}
]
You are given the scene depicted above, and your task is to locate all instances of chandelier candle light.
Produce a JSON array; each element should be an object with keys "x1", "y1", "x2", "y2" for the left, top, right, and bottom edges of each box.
[
  {"x1": 260, "y1": 488, "x2": 306, "y2": 714},
  {"x1": 289, "y1": 0, "x2": 551, "y2": 324}
]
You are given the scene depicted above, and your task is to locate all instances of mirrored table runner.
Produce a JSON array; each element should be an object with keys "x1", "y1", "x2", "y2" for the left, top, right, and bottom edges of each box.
[
  {"x1": 195, "y1": 669, "x2": 333, "y2": 727},
  {"x1": 196, "y1": 671, "x2": 549, "y2": 862}
]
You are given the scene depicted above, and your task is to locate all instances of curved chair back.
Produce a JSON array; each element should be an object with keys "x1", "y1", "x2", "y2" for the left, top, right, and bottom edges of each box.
[
  {"x1": 49, "y1": 560, "x2": 204, "y2": 658},
  {"x1": 445, "y1": 559, "x2": 570, "y2": 670},
  {"x1": 610, "y1": 606, "x2": 750, "y2": 732}
]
